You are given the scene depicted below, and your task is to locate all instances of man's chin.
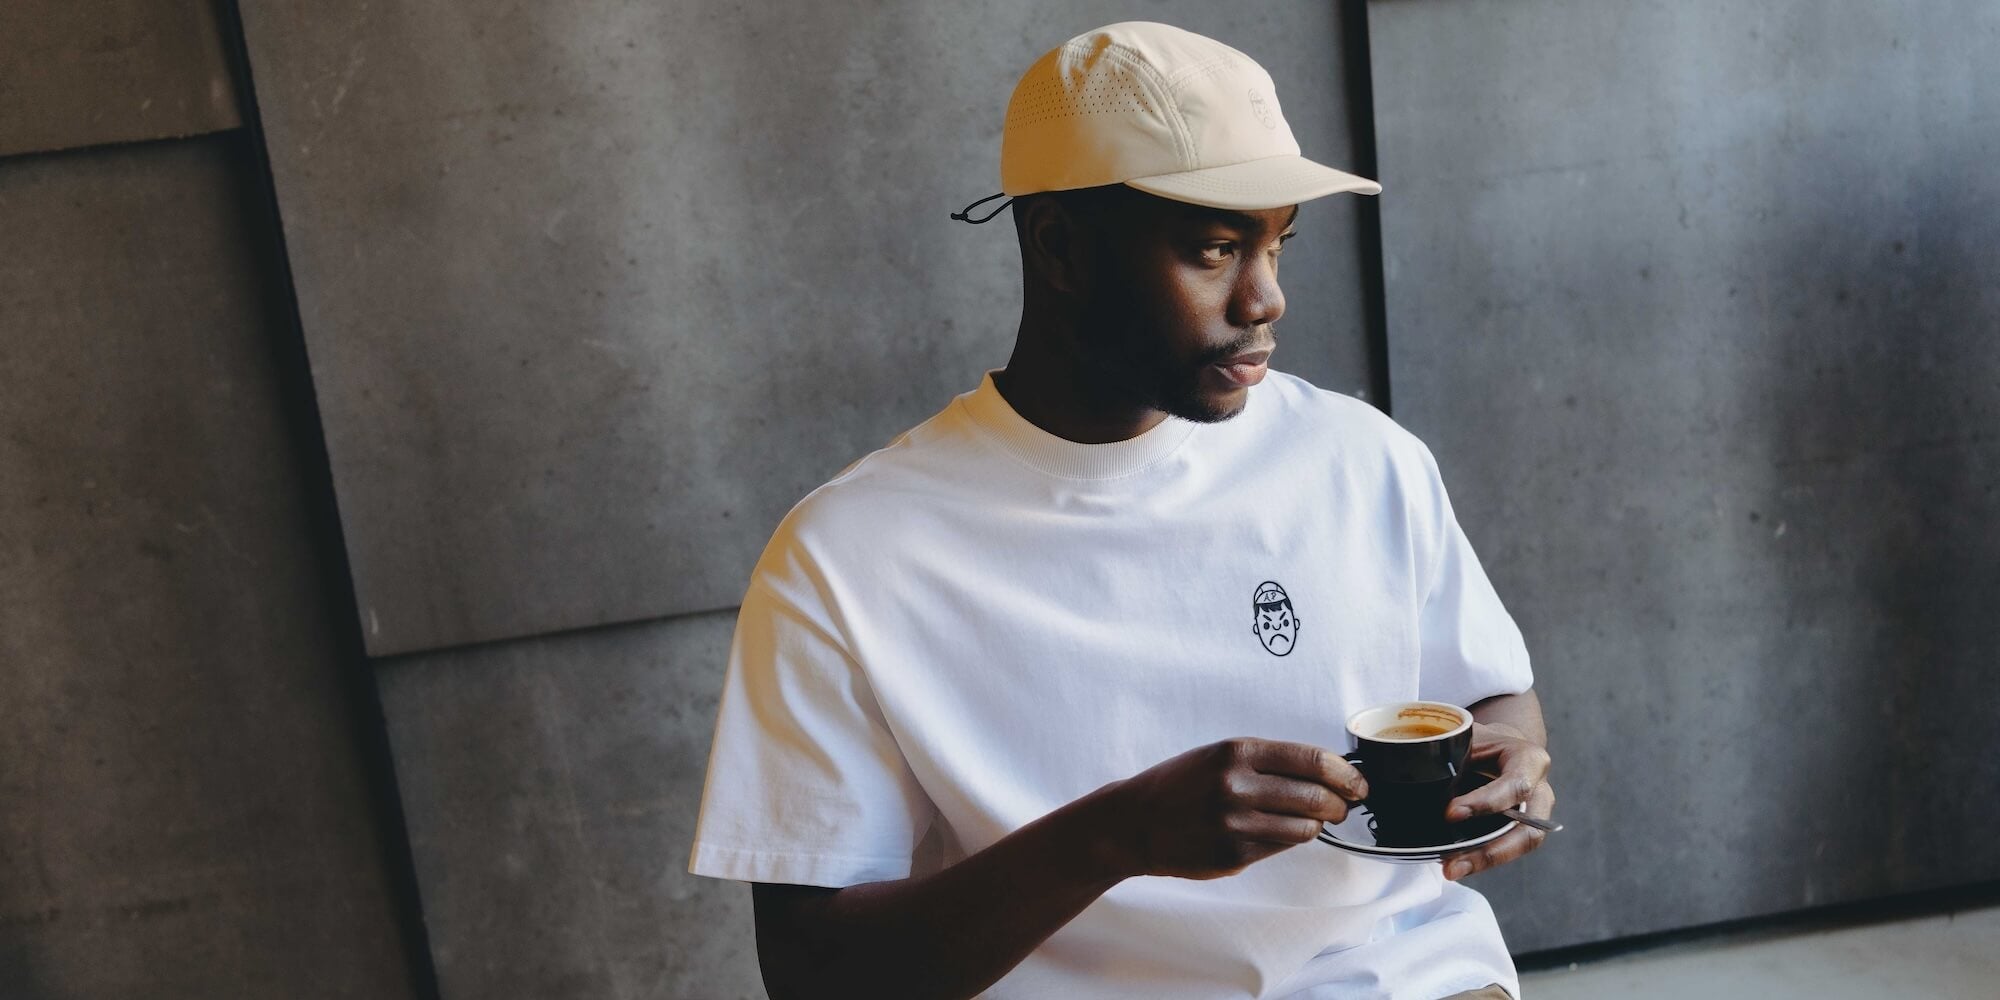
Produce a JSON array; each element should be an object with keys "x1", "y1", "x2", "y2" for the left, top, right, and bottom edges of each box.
[{"x1": 1168, "y1": 385, "x2": 1252, "y2": 424}]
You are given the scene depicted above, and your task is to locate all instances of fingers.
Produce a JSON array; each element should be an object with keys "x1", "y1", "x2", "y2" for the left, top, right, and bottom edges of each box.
[
  {"x1": 1225, "y1": 809, "x2": 1330, "y2": 846},
  {"x1": 1445, "y1": 740, "x2": 1551, "y2": 822},
  {"x1": 1442, "y1": 782, "x2": 1555, "y2": 881},
  {"x1": 1235, "y1": 739, "x2": 1368, "y2": 801},
  {"x1": 1230, "y1": 772, "x2": 1353, "y2": 824}
]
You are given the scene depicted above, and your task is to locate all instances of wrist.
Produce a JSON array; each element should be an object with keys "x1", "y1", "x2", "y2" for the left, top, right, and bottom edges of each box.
[
  {"x1": 1060, "y1": 781, "x2": 1140, "y2": 886},
  {"x1": 1476, "y1": 720, "x2": 1532, "y2": 744}
]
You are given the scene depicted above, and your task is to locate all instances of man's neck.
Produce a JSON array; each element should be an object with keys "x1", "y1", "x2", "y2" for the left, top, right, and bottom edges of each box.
[{"x1": 995, "y1": 322, "x2": 1166, "y2": 445}]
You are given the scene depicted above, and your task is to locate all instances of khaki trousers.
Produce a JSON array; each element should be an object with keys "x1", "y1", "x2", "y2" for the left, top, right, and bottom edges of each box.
[{"x1": 1440, "y1": 986, "x2": 1513, "y2": 1000}]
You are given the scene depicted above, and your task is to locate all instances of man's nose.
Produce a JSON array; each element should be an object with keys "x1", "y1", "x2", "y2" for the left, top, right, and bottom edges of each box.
[{"x1": 1228, "y1": 254, "x2": 1286, "y2": 330}]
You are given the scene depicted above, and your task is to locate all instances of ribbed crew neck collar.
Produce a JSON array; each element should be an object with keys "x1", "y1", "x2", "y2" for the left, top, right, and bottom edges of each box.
[{"x1": 958, "y1": 371, "x2": 1199, "y2": 480}]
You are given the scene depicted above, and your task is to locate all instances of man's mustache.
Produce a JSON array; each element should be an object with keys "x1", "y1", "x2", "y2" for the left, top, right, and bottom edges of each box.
[{"x1": 1196, "y1": 329, "x2": 1274, "y2": 368}]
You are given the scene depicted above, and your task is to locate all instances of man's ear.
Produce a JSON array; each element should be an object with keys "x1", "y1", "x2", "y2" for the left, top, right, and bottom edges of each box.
[{"x1": 1019, "y1": 196, "x2": 1094, "y2": 296}]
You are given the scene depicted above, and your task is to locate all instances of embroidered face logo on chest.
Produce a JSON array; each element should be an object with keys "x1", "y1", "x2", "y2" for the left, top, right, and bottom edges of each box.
[{"x1": 1252, "y1": 580, "x2": 1301, "y2": 656}]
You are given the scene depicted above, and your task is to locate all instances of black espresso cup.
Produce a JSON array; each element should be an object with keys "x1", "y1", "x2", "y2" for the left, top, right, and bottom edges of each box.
[{"x1": 1342, "y1": 701, "x2": 1474, "y2": 847}]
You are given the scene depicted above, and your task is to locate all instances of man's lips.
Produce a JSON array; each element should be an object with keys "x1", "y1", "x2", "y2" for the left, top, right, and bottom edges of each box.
[{"x1": 1212, "y1": 347, "x2": 1273, "y2": 388}]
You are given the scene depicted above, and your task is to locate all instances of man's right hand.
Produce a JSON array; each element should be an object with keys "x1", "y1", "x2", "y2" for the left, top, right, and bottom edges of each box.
[
  {"x1": 1086, "y1": 738, "x2": 1370, "y2": 880},
  {"x1": 753, "y1": 737, "x2": 1367, "y2": 1000}
]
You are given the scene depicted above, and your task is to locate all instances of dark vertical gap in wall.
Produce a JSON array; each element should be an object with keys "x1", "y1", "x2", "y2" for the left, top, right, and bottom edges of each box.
[
  {"x1": 1341, "y1": 0, "x2": 1393, "y2": 415},
  {"x1": 211, "y1": 3, "x2": 442, "y2": 997}
]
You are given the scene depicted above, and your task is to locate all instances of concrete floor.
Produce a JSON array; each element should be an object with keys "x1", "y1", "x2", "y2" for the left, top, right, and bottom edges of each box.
[{"x1": 1518, "y1": 903, "x2": 2000, "y2": 999}]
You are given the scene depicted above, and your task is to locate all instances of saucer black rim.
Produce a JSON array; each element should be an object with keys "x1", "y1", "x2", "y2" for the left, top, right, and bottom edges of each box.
[{"x1": 1315, "y1": 818, "x2": 1516, "y2": 857}]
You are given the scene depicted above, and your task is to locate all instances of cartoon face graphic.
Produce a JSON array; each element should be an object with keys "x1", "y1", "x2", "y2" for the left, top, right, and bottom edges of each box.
[{"x1": 1252, "y1": 581, "x2": 1300, "y2": 656}]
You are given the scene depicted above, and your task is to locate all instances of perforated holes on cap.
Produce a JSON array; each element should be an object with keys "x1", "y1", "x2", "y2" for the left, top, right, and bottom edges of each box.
[{"x1": 1005, "y1": 75, "x2": 1153, "y2": 130}]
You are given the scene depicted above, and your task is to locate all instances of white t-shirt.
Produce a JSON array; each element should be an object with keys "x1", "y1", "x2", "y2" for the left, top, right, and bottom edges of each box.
[{"x1": 688, "y1": 370, "x2": 1534, "y2": 1000}]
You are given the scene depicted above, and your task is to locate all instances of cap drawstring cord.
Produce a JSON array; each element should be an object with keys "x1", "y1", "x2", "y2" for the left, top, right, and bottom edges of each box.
[{"x1": 950, "y1": 192, "x2": 1014, "y2": 224}]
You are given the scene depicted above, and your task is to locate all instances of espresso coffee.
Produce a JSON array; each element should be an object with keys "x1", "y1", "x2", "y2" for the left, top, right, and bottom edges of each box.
[{"x1": 1374, "y1": 722, "x2": 1455, "y2": 739}]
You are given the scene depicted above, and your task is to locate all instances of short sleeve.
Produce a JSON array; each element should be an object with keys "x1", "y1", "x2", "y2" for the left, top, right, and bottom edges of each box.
[
  {"x1": 1410, "y1": 448, "x2": 1535, "y2": 709},
  {"x1": 687, "y1": 534, "x2": 934, "y2": 888}
]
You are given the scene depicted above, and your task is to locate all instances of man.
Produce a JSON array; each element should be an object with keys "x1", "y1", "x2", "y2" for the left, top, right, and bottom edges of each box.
[{"x1": 688, "y1": 22, "x2": 1555, "y2": 1000}]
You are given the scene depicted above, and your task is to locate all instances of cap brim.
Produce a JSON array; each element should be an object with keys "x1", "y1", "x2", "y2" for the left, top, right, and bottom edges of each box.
[{"x1": 1123, "y1": 154, "x2": 1381, "y2": 210}]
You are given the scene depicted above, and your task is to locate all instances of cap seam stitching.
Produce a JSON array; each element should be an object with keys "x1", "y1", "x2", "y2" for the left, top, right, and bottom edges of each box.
[
  {"x1": 1165, "y1": 56, "x2": 1244, "y2": 92},
  {"x1": 1125, "y1": 52, "x2": 1196, "y2": 171},
  {"x1": 1068, "y1": 41, "x2": 1195, "y2": 171}
]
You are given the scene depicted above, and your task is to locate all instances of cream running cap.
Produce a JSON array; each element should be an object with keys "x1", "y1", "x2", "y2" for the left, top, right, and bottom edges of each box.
[{"x1": 957, "y1": 21, "x2": 1381, "y2": 221}]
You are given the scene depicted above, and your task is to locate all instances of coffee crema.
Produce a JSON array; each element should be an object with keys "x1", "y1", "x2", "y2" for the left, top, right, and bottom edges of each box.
[{"x1": 1373, "y1": 722, "x2": 1455, "y2": 739}]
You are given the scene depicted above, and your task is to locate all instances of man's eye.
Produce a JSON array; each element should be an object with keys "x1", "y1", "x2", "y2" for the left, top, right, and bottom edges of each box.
[{"x1": 1199, "y1": 243, "x2": 1234, "y2": 263}]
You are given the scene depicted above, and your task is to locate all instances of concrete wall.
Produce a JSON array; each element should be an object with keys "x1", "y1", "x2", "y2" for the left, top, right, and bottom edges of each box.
[
  {"x1": 0, "y1": 132, "x2": 422, "y2": 998},
  {"x1": 1370, "y1": 0, "x2": 2000, "y2": 952},
  {"x1": 375, "y1": 611, "x2": 759, "y2": 998},
  {"x1": 233, "y1": 0, "x2": 1376, "y2": 656},
  {"x1": 0, "y1": 0, "x2": 241, "y2": 157}
]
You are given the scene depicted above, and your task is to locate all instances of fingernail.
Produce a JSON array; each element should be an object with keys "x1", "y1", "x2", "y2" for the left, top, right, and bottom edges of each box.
[
  {"x1": 1446, "y1": 861, "x2": 1469, "y2": 879},
  {"x1": 1448, "y1": 805, "x2": 1471, "y2": 821}
]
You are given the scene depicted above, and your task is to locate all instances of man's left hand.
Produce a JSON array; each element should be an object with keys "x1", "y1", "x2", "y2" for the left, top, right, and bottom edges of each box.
[{"x1": 1439, "y1": 722, "x2": 1554, "y2": 881}]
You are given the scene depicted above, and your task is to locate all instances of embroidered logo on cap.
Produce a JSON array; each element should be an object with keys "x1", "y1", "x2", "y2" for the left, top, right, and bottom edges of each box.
[{"x1": 1248, "y1": 87, "x2": 1279, "y2": 130}]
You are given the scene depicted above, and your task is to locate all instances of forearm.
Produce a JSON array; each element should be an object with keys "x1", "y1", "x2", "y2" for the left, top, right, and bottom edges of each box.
[
  {"x1": 1468, "y1": 688, "x2": 1546, "y2": 747},
  {"x1": 761, "y1": 784, "x2": 1130, "y2": 1000}
]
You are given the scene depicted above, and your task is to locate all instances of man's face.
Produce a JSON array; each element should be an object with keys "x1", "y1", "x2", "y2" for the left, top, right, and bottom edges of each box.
[{"x1": 1072, "y1": 192, "x2": 1297, "y2": 423}]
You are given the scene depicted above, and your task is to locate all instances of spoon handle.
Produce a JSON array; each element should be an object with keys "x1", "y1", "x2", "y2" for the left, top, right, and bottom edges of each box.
[
  {"x1": 1472, "y1": 769, "x2": 1565, "y2": 833},
  {"x1": 1498, "y1": 807, "x2": 1564, "y2": 834}
]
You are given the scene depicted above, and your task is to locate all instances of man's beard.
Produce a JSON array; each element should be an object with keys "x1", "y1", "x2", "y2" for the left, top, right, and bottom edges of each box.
[{"x1": 1074, "y1": 284, "x2": 1263, "y2": 424}]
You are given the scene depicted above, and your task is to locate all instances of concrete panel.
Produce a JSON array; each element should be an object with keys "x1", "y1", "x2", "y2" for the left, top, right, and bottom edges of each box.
[
  {"x1": 235, "y1": 0, "x2": 1371, "y2": 656},
  {"x1": 0, "y1": 135, "x2": 418, "y2": 998},
  {"x1": 1371, "y1": 0, "x2": 2000, "y2": 953},
  {"x1": 375, "y1": 609, "x2": 762, "y2": 999},
  {"x1": 0, "y1": 0, "x2": 241, "y2": 157}
]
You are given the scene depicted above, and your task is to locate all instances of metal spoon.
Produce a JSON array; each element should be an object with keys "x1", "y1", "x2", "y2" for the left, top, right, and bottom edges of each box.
[
  {"x1": 1472, "y1": 769, "x2": 1565, "y2": 834},
  {"x1": 1497, "y1": 807, "x2": 1564, "y2": 834}
]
